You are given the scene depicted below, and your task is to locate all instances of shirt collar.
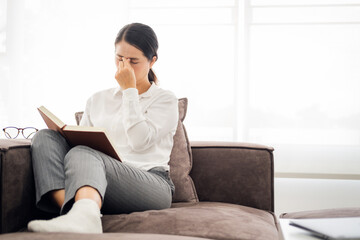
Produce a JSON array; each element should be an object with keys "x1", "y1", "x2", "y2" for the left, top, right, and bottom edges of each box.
[
  {"x1": 139, "y1": 82, "x2": 156, "y2": 99},
  {"x1": 112, "y1": 82, "x2": 156, "y2": 98}
]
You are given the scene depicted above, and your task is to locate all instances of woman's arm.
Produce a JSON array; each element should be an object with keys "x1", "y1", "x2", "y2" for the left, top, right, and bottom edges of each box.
[{"x1": 122, "y1": 88, "x2": 178, "y2": 152}]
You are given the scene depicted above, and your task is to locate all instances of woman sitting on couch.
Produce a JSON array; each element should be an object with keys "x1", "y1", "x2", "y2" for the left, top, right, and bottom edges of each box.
[{"x1": 28, "y1": 22, "x2": 178, "y2": 233}]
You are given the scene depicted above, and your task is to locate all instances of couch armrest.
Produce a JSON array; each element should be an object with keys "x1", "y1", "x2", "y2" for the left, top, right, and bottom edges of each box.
[
  {"x1": 0, "y1": 139, "x2": 53, "y2": 233},
  {"x1": 190, "y1": 141, "x2": 274, "y2": 212}
]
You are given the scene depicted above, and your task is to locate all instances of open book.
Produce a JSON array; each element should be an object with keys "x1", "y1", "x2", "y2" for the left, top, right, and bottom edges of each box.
[{"x1": 37, "y1": 106, "x2": 122, "y2": 161}]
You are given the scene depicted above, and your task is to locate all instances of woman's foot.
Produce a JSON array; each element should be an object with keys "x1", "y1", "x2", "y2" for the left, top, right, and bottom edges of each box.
[{"x1": 28, "y1": 199, "x2": 102, "y2": 233}]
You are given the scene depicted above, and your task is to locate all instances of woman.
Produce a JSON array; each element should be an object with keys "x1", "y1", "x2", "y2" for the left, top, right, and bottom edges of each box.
[{"x1": 28, "y1": 23, "x2": 178, "y2": 233}]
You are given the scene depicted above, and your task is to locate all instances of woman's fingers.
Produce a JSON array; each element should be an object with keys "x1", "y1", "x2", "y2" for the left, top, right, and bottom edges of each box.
[
  {"x1": 115, "y1": 57, "x2": 136, "y2": 90},
  {"x1": 117, "y1": 58, "x2": 123, "y2": 71},
  {"x1": 123, "y1": 57, "x2": 132, "y2": 69},
  {"x1": 118, "y1": 57, "x2": 133, "y2": 72}
]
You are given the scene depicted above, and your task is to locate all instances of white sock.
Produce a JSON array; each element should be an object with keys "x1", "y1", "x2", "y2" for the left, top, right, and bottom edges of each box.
[{"x1": 28, "y1": 199, "x2": 103, "y2": 233}]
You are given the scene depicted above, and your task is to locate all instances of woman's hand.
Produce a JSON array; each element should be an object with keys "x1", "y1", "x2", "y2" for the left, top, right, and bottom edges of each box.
[{"x1": 115, "y1": 58, "x2": 136, "y2": 90}]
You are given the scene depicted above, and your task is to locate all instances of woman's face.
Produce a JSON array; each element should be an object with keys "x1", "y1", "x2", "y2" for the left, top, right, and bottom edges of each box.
[{"x1": 115, "y1": 41, "x2": 156, "y2": 84}]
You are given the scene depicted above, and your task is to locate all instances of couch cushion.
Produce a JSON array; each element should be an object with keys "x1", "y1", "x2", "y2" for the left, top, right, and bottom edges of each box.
[
  {"x1": 169, "y1": 98, "x2": 198, "y2": 202},
  {"x1": 75, "y1": 98, "x2": 198, "y2": 203},
  {"x1": 280, "y1": 208, "x2": 360, "y2": 219},
  {"x1": 0, "y1": 232, "x2": 212, "y2": 240},
  {"x1": 0, "y1": 139, "x2": 35, "y2": 233},
  {"x1": 101, "y1": 202, "x2": 280, "y2": 240},
  {"x1": 190, "y1": 141, "x2": 274, "y2": 211}
]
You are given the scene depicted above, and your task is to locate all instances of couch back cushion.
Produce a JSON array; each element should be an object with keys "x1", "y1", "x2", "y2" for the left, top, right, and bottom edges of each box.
[
  {"x1": 75, "y1": 98, "x2": 198, "y2": 203},
  {"x1": 169, "y1": 98, "x2": 198, "y2": 202}
]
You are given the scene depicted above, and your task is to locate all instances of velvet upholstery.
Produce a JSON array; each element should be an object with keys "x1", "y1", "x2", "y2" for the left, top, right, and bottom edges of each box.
[
  {"x1": 168, "y1": 98, "x2": 198, "y2": 202},
  {"x1": 0, "y1": 139, "x2": 35, "y2": 233},
  {"x1": 0, "y1": 139, "x2": 278, "y2": 239},
  {"x1": 75, "y1": 98, "x2": 198, "y2": 203},
  {"x1": 0, "y1": 232, "x2": 212, "y2": 240},
  {"x1": 0, "y1": 120, "x2": 279, "y2": 240},
  {"x1": 190, "y1": 141, "x2": 274, "y2": 211},
  {"x1": 101, "y1": 202, "x2": 279, "y2": 240},
  {"x1": 0, "y1": 232, "x2": 213, "y2": 240}
]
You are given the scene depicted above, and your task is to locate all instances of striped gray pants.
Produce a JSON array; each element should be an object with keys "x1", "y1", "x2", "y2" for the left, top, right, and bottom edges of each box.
[{"x1": 31, "y1": 129, "x2": 174, "y2": 215}]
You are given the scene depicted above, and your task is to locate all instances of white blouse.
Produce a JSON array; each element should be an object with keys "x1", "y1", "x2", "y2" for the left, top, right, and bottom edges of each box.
[{"x1": 80, "y1": 83, "x2": 179, "y2": 171}]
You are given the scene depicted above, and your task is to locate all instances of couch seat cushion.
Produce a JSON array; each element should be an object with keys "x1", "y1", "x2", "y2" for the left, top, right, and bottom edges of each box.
[
  {"x1": 102, "y1": 202, "x2": 280, "y2": 240},
  {"x1": 0, "y1": 232, "x2": 212, "y2": 240}
]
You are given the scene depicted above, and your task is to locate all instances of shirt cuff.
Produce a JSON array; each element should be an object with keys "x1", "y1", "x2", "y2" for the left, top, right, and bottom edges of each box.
[{"x1": 123, "y1": 88, "x2": 139, "y2": 101}]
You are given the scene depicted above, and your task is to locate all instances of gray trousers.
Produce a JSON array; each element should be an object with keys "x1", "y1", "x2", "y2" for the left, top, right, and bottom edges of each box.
[{"x1": 31, "y1": 129, "x2": 174, "y2": 215}]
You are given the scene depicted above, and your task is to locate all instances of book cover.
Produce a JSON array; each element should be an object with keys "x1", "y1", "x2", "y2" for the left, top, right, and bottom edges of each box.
[{"x1": 37, "y1": 106, "x2": 122, "y2": 161}]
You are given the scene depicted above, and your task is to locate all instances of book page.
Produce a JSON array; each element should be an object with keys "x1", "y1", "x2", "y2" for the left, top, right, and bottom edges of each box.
[
  {"x1": 64, "y1": 125, "x2": 107, "y2": 132},
  {"x1": 37, "y1": 106, "x2": 65, "y2": 133}
]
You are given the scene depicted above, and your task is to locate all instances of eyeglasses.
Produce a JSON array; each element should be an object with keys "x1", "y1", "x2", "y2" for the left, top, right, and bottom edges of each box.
[{"x1": 3, "y1": 126, "x2": 39, "y2": 139}]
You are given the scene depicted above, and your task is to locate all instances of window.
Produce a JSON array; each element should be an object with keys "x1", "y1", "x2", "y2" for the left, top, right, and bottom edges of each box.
[
  {"x1": 0, "y1": 0, "x2": 129, "y2": 127},
  {"x1": 127, "y1": 0, "x2": 360, "y2": 177},
  {"x1": 248, "y1": 0, "x2": 360, "y2": 176},
  {"x1": 1, "y1": 0, "x2": 359, "y2": 179},
  {"x1": 128, "y1": 0, "x2": 238, "y2": 141}
]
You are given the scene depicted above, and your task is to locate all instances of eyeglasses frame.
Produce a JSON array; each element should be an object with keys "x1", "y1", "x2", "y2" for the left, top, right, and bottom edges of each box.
[{"x1": 3, "y1": 126, "x2": 39, "y2": 139}]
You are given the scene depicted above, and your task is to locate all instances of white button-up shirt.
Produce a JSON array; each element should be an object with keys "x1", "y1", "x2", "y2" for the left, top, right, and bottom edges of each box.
[{"x1": 80, "y1": 83, "x2": 179, "y2": 171}]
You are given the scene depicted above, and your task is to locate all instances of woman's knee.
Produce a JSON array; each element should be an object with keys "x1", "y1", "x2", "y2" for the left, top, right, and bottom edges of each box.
[
  {"x1": 31, "y1": 129, "x2": 70, "y2": 166},
  {"x1": 64, "y1": 145, "x2": 101, "y2": 166},
  {"x1": 64, "y1": 146, "x2": 84, "y2": 162},
  {"x1": 31, "y1": 129, "x2": 63, "y2": 147}
]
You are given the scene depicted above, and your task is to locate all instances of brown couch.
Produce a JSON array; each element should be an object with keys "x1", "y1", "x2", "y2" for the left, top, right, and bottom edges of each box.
[
  {"x1": 0, "y1": 99, "x2": 281, "y2": 240},
  {"x1": 0, "y1": 139, "x2": 281, "y2": 240}
]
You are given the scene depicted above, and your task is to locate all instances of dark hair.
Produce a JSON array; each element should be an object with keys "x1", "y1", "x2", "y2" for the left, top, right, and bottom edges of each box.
[{"x1": 115, "y1": 23, "x2": 158, "y2": 84}]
